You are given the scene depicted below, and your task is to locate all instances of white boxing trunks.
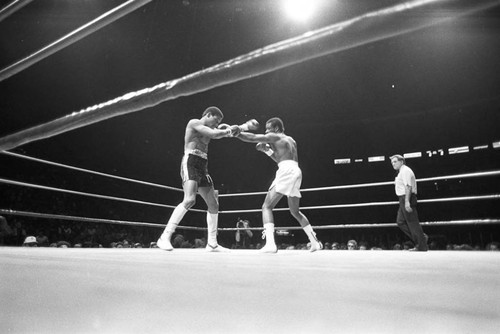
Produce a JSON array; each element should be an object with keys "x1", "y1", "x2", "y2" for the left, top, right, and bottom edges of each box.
[{"x1": 269, "y1": 160, "x2": 302, "y2": 198}]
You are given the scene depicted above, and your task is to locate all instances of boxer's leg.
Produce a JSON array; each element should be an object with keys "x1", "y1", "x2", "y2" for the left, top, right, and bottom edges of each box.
[
  {"x1": 199, "y1": 186, "x2": 229, "y2": 252},
  {"x1": 288, "y1": 196, "x2": 322, "y2": 252},
  {"x1": 157, "y1": 180, "x2": 197, "y2": 251},
  {"x1": 259, "y1": 187, "x2": 283, "y2": 253}
]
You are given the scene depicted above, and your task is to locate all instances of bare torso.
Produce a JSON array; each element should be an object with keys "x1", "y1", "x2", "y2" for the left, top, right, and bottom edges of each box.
[
  {"x1": 269, "y1": 133, "x2": 298, "y2": 163},
  {"x1": 184, "y1": 119, "x2": 211, "y2": 153}
]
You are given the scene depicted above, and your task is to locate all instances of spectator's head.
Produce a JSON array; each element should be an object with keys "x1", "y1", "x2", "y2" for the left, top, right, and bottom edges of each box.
[
  {"x1": 347, "y1": 240, "x2": 358, "y2": 250},
  {"x1": 403, "y1": 241, "x2": 414, "y2": 250},
  {"x1": 172, "y1": 234, "x2": 185, "y2": 248},
  {"x1": 392, "y1": 243, "x2": 402, "y2": 250},
  {"x1": 358, "y1": 242, "x2": 368, "y2": 250},
  {"x1": 57, "y1": 241, "x2": 71, "y2": 248},
  {"x1": 331, "y1": 242, "x2": 340, "y2": 250},
  {"x1": 486, "y1": 242, "x2": 499, "y2": 251},
  {"x1": 194, "y1": 238, "x2": 205, "y2": 248},
  {"x1": 428, "y1": 240, "x2": 438, "y2": 250},
  {"x1": 150, "y1": 242, "x2": 159, "y2": 248},
  {"x1": 23, "y1": 236, "x2": 38, "y2": 247},
  {"x1": 457, "y1": 244, "x2": 473, "y2": 251}
]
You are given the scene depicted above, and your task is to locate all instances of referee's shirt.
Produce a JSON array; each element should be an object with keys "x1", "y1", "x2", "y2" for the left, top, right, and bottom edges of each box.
[{"x1": 395, "y1": 165, "x2": 417, "y2": 196}]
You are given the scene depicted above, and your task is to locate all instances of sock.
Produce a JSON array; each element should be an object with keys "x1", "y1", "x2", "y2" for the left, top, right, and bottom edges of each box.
[
  {"x1": 303, "y1": 224, "x2": 318, "y2": 243},
  {"x1": 263, "y1": 223, "x2": 276, "y2": 246},
  {"x1": 161, "y1": 205, "x2": 187, "y2": 239},
  {"x1": 207, "y1": 212, "x2": 218, "y2": 245}
]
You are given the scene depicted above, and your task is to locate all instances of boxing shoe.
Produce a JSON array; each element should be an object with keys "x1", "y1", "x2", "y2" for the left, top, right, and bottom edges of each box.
[
  {"x1": 157, "y1": 237, "x2": 173, "y2": 251},
  {"x1": 309, "y1": 240, "x2": 323, "y2": 253},
  {"x1": 409, "y1": 247, "x2": 428, "y2": 252},
  {"x1": 259, "y1": 243, "x2": 278, "y2": 254},
  {"x1": 206, "y1": 243, "x2": 230, "y2": 252}
]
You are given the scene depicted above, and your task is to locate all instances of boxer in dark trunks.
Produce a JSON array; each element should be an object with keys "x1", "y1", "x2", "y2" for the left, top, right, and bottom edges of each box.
[{"x1": 157, "y1": 107, "x2": 237, "y2": 252}]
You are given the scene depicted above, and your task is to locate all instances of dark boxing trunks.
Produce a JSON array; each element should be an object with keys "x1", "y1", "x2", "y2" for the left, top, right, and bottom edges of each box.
[{"x1": 180, "y1": 149, "x2": 213, "y2": 188}]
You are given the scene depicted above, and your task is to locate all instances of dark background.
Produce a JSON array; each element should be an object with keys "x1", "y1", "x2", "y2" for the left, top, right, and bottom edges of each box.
[{"x1": 1, "y1": 0, "x2": 499, "y2": 246}]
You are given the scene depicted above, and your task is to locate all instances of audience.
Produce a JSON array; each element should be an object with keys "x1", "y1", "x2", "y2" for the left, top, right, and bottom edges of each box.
[{"x1": 0, "y1": 215, "x2": 498, "y2": 250}]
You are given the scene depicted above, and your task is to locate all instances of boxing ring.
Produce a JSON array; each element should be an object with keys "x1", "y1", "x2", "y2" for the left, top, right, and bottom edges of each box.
[
  {"x1": 1, "y1": 0, "x2": 500, "y2": 333},
  {"x1": 1, "y1": 247, "x2": 499, "y2": 333}
]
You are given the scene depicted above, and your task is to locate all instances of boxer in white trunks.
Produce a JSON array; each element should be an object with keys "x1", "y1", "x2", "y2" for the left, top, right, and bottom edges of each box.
[{"x1": 236, "y1": 117, "x2": 323, "y2": 253}]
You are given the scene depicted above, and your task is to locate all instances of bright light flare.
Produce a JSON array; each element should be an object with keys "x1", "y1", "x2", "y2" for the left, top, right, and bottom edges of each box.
[{"x1": 282, "y1": 0, "x2": 320, "y2": 22}]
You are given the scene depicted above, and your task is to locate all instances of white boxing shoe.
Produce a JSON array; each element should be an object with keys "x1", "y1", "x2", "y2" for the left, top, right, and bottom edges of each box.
[
  {"x1": 259, "y1": 243, "x2": 278, "y2": 254},
  {"x1": 206, "y1": 243, "x2": 230, "y2": 252},
  {"x1": 309, "y1": 240, "x2": 323, "y2": 253},
  {"x1": 157, "y1": 237, "x2": 173, "y2": 251}
]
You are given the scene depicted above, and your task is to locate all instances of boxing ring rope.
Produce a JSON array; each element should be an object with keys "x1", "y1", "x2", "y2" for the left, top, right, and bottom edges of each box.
[
  {"x1": 219, "y1": 170, "x2": 500, "y2": 197},
  {"x1": 0, "y1": 151, "x2": 183, "y2": 192},
  {"x1": 219, "y1": 195, "x2": 500, "y2": 214},
  {"x1": 2, "y1": 173, "x2": 497, "y2": 212},
  {"x1": 220, "y1": 219, "x2": 500, "y2": 231},
  {"x1": 0, "y1": 177, "x2": 205, "y2": 213},
  {"x1": 0, "y1": 0, "x2": 34, "y2": 23},
  {"x1": 2, "y1": 150, "x2": 499, "y2": 198},
  {"x1": 2, "y1": 0, "x2": 500, "y2": 152},
  {"x1": 0, "y1": 0, "x2": 152, "y2": 82},
  {"x1": 1, "y1": 146, "x2": 499, "y2": 214},
  {"x1": 0, "y1": 209, "x2": 199, "y2": 231},
  {"x1": 1, "y1": 208, "x2": 498, "y2": 233},
  {"x1": 2, "y1": 146, "x2": 499, "y2": 211},
  {"x1": 1, "y1": 170, "x2": 498, "y2": 229}
]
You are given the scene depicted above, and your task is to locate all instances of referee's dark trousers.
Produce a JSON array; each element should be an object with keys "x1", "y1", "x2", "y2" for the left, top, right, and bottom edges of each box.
[{"x1": 396, "y1": 194, "x2": 428, "y2": 251}]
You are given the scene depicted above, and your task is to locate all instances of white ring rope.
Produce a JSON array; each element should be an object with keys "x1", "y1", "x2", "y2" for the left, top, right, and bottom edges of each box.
[
  {"x1": 3, "y1": 150, "x2": 498, "y2": 198},
  {"x1": 0, "y1": 209, "x2": 194, "y2": 231},
  {"x1": 2, "y1": 152, "x2": 498, "y2": 205},
  {"x1": 1, "y1": 209, "x2": 498, "y2": 232},
  {"x1": 0, "y1": 177, "x2": 204, "y2": 213},
  {"x1": 218, "y1": 195, "x2": 500, "y2": 214},
  {"x1": 1, "y1": 175, "x2": 498, "y2": 214},
  {"x1": 0, "y1": 0, "x2": 152, "y2": 82},
  {"x1": 218, "y1": 170, "x2": 500, "y2": 197},
  {"x1": 2, "y1": 0, "x2": 500, "y2": 151},
  {"x1": 220, "y1": 219, "x2": 500, "y2": 231},
  {"x1": 0, "y1": 151, "x2": 183, "y2": 192},
  {"x1": 0, "y1": 0, "x2": 34, "y2": 23}
]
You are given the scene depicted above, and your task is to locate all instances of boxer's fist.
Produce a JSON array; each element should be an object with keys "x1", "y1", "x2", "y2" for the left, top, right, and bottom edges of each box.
[
  {"x1": 230, "y1": 125, "x2": 242, "y2": 137},
  {"x1": 240, "y1": 119, "x2": 259, "y2": 132},
  {"x1": 256, "y1": 142, "x2": 274, "y2": 156},
  {"x1": 256, "y1": 142, "x2": 268, "y2": 152},
  {"x1": 218, "y1": 123, "x2": 230, "y2": 130}
]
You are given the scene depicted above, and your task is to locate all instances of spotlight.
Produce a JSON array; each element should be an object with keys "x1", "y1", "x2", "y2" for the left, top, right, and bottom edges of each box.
[{"x1": 282, "y1": 0, "x2": 319, "y2": 22}]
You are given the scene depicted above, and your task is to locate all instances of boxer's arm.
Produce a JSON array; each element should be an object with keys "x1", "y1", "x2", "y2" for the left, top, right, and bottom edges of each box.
[
  {"x1": 191, "y1": 120, "x2": 231, "y2": 139},
  {"x1": 219, "y1": 119, "x2": 259, "y2": 137},
  {"x1": 237, "y1": 132, "x2": 275, "y2": 143}
]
